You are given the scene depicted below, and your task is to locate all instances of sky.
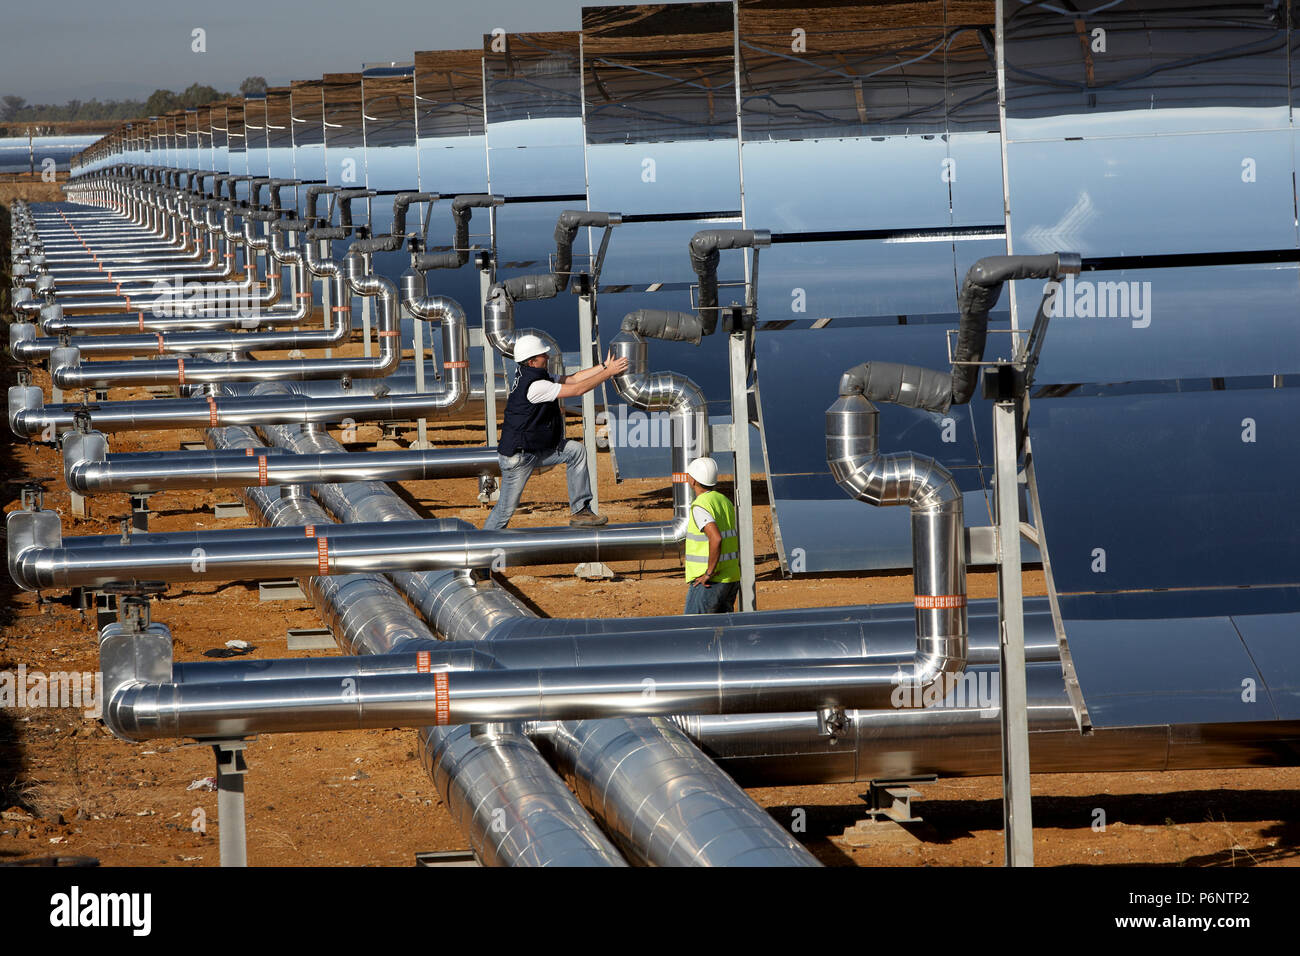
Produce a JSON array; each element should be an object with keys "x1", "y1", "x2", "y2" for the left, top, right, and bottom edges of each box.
[{"x1": 0, "y1": 0, "x2": 688, "y2": 104}]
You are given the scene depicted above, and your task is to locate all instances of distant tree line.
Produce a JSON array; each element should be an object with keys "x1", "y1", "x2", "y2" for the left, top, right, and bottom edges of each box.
[{"x1": 0, "y1": 77, "x2": 268, "y2": 124}]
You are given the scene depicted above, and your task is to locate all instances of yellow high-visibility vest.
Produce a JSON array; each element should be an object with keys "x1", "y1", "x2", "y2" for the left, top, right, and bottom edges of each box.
[{"x1": 685, "y1": 489, "x2": 740, "y2": 583}]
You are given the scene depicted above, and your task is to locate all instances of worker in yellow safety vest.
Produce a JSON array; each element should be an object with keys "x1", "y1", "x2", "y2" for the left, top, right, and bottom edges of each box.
[{"x1": 683, "y1": 456, "x2": 741, "y2": 614}]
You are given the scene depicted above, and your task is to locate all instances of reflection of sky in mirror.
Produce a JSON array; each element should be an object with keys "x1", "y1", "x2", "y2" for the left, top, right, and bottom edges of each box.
[
  {"x1": 484, "y1": 34, "x2": 595, "y2": 357},
  {"x1": 488, "y1": 116, "x2": 585, "y2": 150},
  {"x1": 488, "y1": 120, "x2": 587, "y2": 196},
  {"x1": 0, "y1": 137, "x2": 100, "y2": 172},
  {"x1": 740, "y1": 132, "x2": 1006, "y2": 234},
  {"x1": 586, "y1": 140, "x2": 740, "y2": 216},
  {"x1": 758, "y1": 237, "x2": 1007, "y2": 320},
  {"x1": 758, "y1": 323, "x2": 1000, "y2": 479},
  {"x1": 599, "y1": 218, "x2": 743, "y2": 288},
  {"x1": 497, "y1": 201, "x2": 589, "y2": 351},
  {"x1": 1061, "y1": 613, "x2": 1286, "y2": 727},
  {"x1": 1019, "y1": 263, "x2": 1300, "y2": 384},
  {"x1": 1032, "y1": 387, "x2": 1300, "y2": 595},
  {"x1": 416, "y1": 136, "x2": 487, "y2": 195},
  {"x1": 1007, "y1": 131, "x2": 1298, "y2": 257}
]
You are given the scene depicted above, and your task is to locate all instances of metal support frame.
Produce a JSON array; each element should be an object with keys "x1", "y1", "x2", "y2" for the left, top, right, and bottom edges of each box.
[
  {"x1": 94, "y1": 590, "x2": 117, "y2": 631},
  {"x1": 416, "y1": 849, "x2": 480, "y2": 867},
  {"x1": 1022, "y1": 438, "x2": 1092, "y2": 732},
  {"x1": 993, "y1": 395, "x2": 1033, "y2": 866},
  {"x1": 574, "y1": 279, "x2": 614, "y2": 580},
  {"x1": 129, "y1": 492, "x2": 150, "y2": 533},
  {"x1": 410, "y1": 299, "x2": 431, "y2": 449},
  {"x1": 320, "y1": 238, "x2": 333, "y2": 359},
  {"x1": 571, "y1": 225, "x2": 616, "y2": 566},
  {"x1": 729, "y1": 329, "x2": 756, "y2": 612},
  {"x1": 286, "y1": 239, "x2": 305, "y2": 360},
  {"x1": 577, "y1": 286, "x2": 600, "y2": 513},
  {"x1": 863, "y1": 774, "x2": 937, "y2": 824},
  {"x1": 212, "y1": 739, "x2": 249, "y2": 868},
  {"x1": 478, "y1": 254, "x2": 498, "y2": 450},
  {"x1": 360, "y1": 258, "x2": 372, "y2": 357}
]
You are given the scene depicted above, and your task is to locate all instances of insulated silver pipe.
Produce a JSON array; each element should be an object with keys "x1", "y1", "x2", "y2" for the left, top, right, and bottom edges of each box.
[
  {"x1": 171, "y1": 598, "x2": 1062, "y2": 684},
  {"x1": 104, "y1": 656, "x2": 929, "y2": 739},
  {"x1": 677, "y1": 665, "x2": 1300, "y2": 785},
  {"x1": 64, "y1": 442, "x2": 498, "y2": 494},
  {"x1": 48, "y1": 249, "x2": 397, "y2": 388},
  {"x1": 397, "y1": 281, "x2": 471, "y2": 415},
  {"x1": 541, "y1": 718, "x2": 819, "y2": 866},
  {"x1": 22, "y1": 241, "x2": 342, "y2": 358},
  {"x1": 9, "y1": 376, "x2": 491, "y2": 439},
  {"x1": 16, "y1": 324, "x2": 322, "y2": 360},
  {"x1": 483, "y1": 281, "x2": 564, "y2": 377},
  {"x1": 228, "y1": 425, "x2": 634, "y2": 866},
  {"x1": 276, "y1": 426, "x2": 818, "y2": 867},
  {"x1": 15, "y1": 340, "x2": 669, "y2": 588},
  {"x1": 9, "y1": 521, "x2": 677, "y2": 591},
  {"x1": 826, "y1": 385, "x2": 967, "y2": 701},
  {"x1": 609, "y1": 327, "x2": 711, "y2": 529},
  {"x1": 64, "y1": 517, "x2": 469, "y2": 552},
  {"x1": 38, "y1": 205, "x2": 275, "y2": 316},
  {"x1": 10, "y1": 280, "x2": 472, "y2": 442},
  {"x1": 35, "y1": 198, "x2": 216, "y2": 272},
  {"x1": 39, "y1": 302, "x2": 286, "y2": 335},
  {"x1": 32, "y1": 234, "x2": 226, "y2": 295},
  {"x1": 191, "y1": 424, "x2": 627, "y2": 867}
]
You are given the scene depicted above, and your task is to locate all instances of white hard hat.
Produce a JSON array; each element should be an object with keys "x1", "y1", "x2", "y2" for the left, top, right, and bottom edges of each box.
[
  {"x1": 513, "y1": 334, "x2": 550, "y2": 364},
  {"x1": 686, "y1": 457, "x2": 718, "y2": 486}
]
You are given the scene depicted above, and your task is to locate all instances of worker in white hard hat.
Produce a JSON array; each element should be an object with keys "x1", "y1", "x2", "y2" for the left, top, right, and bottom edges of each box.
[
  {"x1": 683, "y1": 456, "x2": 741, "y2": 614},
  {"x1": 484, "y1": 333, "x2": 629, "y2": 530}
]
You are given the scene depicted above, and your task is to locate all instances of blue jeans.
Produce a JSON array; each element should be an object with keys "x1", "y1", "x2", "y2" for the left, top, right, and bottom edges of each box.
[
  {"x1": 684, "y1": 579, "x2": 739, "y2": 615},
  {"x1": 483, "y1": 439, "x2": 594, "y2": 530}
]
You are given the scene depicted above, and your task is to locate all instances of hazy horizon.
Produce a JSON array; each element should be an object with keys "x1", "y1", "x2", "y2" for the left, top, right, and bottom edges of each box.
[{"x1": 0, "y1": 0, "x2": 683, "y2": 104}]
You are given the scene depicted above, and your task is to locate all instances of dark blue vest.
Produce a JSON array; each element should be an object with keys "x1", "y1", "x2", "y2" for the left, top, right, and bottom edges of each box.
[{"x1": 499, "y1": 363, "x2": 563, "y2": 456}]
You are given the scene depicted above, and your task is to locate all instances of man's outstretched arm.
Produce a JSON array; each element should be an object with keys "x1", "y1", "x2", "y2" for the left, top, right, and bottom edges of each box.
[{"x1": 556, "y1": 353, "x2": 628, "y2": 398}]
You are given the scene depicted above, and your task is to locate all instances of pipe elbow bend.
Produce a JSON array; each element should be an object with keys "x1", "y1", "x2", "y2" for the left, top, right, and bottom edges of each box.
[
  {"x1": 103, "y1": 682, "x2": 177, "y2": 743},
  {"x1": 51, "y1": 366, "x2": 80, "y2": 390},
  {"x1": 101, "y1": 682, "x2": 147, "y2": 742},
  {"x1": 64, "y1": 463, "x2": 92, "y2": 495}
]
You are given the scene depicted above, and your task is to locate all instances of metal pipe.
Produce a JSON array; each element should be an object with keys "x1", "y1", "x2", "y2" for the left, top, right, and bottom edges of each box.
[
  {"x1": 213, "y1": 426, "x2": 632, "y2": 866},
  {"x1": 48, "y1": 247, "x2": 397, "y2": 387},
  {"x1": 497, "y1": 210, "x2": 620, "y2": 302},
  {"x1": 21, "y1": 238, "x2": 344, "y2": 357},
  {"x1": 9, "y1": 520, "x2": 678, "y2": 591},
  {"x1": 225, "y1": 378, "x2": 813, "y2": 868},
  {"x1": 839, "y1": 253, "x2": 1083, "y2": 414},
  {"x1": 9, "y1": 374, "x2": 491, "y2": 439},
  {"x1": 399, "y1": 277, "x2": 470, "y2": 415},
  {"x1": 15, "y1": 360, "x2": 676, "y2": 587},
  {"x1": 62, "y1": 517, "x2": 474, "y2": 552},
  {"x1": 105, "y1": 657, "x2": 924, "y2": 740},
  {"x1": 171, "y1": 598, "x2": 1063, "y2": 685},
  {"x1": 827, "y1": 381, "x2": 968, "y2": 702},
  {"x1": 540, "y1": 717, "x2": 818, "y2": 866},
  {"x1": 280, "y1": 427, "x2": 818, "y2": 868},
  {"x1": 64, "y1": 443, "x2": 499, "y2": 494},
  {"x1": 676, "y1": 663, "x2": 1300, "y2": 785},
  {"x1": 483, "y1": 281, "x2": 564, "y2": 378},
  {"x1": 37, "y1": 199, "x2": 276, "y2": 316},
  {"x1": 194, "y1": 424, "x2": 628, "y2": 867},
  {"x1": 608, "y1": 327, "x2": 710, "y2": 529}
]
